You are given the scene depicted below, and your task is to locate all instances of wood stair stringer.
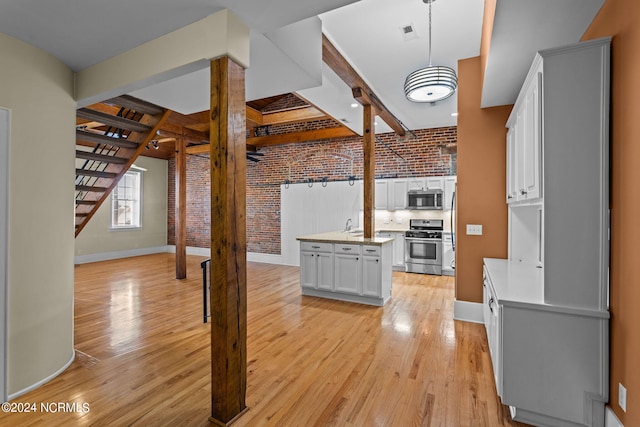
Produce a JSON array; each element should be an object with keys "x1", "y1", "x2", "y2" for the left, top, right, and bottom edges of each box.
[{"x1": 75, "y1": 100, "x2": 171, "y2": 237}]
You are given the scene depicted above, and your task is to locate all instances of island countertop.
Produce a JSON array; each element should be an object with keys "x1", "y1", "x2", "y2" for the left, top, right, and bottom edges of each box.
[{"x1": 296, "y1": 230, "x2": 394, "y2": 246}]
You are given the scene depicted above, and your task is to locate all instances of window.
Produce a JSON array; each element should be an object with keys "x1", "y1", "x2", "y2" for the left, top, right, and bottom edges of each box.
[{"x1": 111, "y1": 170, "x2": 142, "y2": 229}]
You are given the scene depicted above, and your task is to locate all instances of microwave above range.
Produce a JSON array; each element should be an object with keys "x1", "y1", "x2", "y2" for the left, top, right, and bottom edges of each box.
[{"x1": 407, "y1": 189, "x2": 443, "y2": 210}]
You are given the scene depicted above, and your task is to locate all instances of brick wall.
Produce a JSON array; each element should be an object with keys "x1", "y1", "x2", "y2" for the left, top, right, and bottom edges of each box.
[
  {"x1": 167, "y1": 126, "x2": 457, "y2": 253},
  {"x1": 167, "y1": 155, "x2": 211, "y2": 247}
]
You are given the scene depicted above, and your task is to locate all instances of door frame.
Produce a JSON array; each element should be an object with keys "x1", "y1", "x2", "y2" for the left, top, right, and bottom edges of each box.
[{"x1": 0, "y1": 107, "x2": 9, "y2": 402}]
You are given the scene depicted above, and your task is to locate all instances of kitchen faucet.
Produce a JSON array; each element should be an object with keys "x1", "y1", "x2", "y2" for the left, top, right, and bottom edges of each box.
[{"x1": 345, "y1": 218, "x2": 352, "y2": 232}]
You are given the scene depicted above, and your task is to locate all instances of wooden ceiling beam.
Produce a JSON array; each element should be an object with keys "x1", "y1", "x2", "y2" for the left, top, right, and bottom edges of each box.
[
  {"x1": 246, "y1": 106, "x2": 263, "y2": 127},
  {"x1": 322, "y1": 34, "x2": 405, "y2": 136},
  {"x1": 247, "y1": 126, "x2": 355, "y2": 147},
  {"x1": 185, "y1": 143, "x2": 258, "y2": 155},
  {"x1": 262, "y1": 106, "x2": 327, "y2": 126}
]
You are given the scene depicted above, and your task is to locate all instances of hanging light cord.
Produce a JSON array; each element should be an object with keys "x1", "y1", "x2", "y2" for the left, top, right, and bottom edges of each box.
[{"x1": 427, "y1": 0, "x2": 432, "y2": 67}]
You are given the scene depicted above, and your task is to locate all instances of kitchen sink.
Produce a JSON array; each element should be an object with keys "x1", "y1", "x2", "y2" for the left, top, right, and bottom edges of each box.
[{"x1": 343, "y1": 229, "x2": 364, "y2": 236}]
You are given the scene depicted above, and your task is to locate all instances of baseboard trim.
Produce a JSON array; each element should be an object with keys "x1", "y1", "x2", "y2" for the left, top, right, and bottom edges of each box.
[
  {"x1": 7, "y1": 349, "x2": 75, "y2": 401},
  {"x1": 453, "y1": 299, "x2": 484, "y2": 323},
  {"x1": 74, "y1": 246, "x2": 170, "y2": 264},
  {"x1": 247, "y1": 252, "x2": 282, "y2": 264},
  {"x1": 77, "y1": 246, "x2": 288, "y2": 265},
  {"x1": 606, "y1": 406, "x2": 624, "y2": 427}
]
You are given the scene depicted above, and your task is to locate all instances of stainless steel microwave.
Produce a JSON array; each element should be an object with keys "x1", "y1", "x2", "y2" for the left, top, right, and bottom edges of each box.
[{"x1": 407, "y1": 189, "x2": 443, "y2": 210}]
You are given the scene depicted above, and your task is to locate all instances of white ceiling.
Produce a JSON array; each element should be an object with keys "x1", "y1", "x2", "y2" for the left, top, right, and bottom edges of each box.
[{"x1": 0, "y1": 0, "x2": 606, "y2": 133}]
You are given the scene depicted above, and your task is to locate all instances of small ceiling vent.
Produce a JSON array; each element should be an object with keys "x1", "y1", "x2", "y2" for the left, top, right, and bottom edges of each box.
[{"x1": 401, "y1": 24, "x2": 418, "y2": 41}]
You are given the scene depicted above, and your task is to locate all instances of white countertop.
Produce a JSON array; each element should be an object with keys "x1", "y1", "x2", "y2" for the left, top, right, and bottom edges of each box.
[
  {"x1": 297, "y1": 230, "x2": 394, "y2": 246},
  {"x1": 484, "y1": 258, "x2": 544, "y2": 304},
  {"x1": 483, "y1": 258, "x2": 609, "y2": 318}
]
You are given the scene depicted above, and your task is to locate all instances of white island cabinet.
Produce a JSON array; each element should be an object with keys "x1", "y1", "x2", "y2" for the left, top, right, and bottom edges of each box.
[
  {"x1": 300, "y1": 242, "x2": 333, "y2": 291},
  {"x1": 297, "y1": 232, "x2": 393, "y2": 306}
]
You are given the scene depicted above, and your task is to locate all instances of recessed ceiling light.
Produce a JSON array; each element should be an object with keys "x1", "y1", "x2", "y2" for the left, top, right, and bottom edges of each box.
[
  {"x1": 451, "y1": 112, "x2": 459, "y2": 117},
  {"x1": 350, "y1": 103, "x2": 359, "y2": 108}
]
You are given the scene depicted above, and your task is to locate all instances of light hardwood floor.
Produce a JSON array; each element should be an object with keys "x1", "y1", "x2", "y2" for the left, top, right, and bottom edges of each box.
[{"x1": 0, "y1": 254, "x2": 528, "y2": 426}]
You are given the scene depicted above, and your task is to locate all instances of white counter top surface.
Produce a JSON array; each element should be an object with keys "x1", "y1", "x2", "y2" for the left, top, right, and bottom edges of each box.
[
  {"x1": 484, "y1": 258, "x2": 544, "y2": 304},
  {"x1": 483, "y1": 258, "x2": 609, "y2": 318},
  {"x1": 297, "y1": 230, "x2": 394, "y2": 246}
]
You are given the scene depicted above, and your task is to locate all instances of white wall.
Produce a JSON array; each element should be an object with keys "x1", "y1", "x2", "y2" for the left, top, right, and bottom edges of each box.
[
  {"x1": 74, "y1": 156, "x2": 168, "y2": 262},
  {"x1": 0, "y1": 32, "x2": 76, "y2": 397},
  {"x1": 281, "y1": 180, "x2": 361, "y2": 266}
]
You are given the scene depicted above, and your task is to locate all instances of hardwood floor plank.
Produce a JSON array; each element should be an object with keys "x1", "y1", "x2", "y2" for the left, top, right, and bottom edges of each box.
[{"x1": 0, "y1": 254, "x2": 528, "y2": 426}]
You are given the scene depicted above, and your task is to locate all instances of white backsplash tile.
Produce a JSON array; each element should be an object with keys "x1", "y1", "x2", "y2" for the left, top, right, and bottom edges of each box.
[{"x1": 357, "y1": 209, "x2": 453, "y2": 232}]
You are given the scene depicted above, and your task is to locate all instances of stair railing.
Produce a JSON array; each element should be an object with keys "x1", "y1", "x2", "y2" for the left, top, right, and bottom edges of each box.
[{"x1": 201, "y1": 258, "x2": 211, "y2": 323}]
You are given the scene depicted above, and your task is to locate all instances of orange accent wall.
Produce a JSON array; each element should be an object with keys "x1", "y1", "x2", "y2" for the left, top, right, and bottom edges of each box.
[
  {"x1": 582, "y1": 0, "x2": 640, "y2": 424},
  {"x1": 455, "y1": 57, "x2": 511, "y2": 303}
]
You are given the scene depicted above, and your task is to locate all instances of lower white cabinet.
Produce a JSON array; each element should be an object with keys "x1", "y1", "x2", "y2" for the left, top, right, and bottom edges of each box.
[
  {"x1": 300, "y1": 242, "x2": 334, "y2": 290},
  {"x1": 299, "y1": 237, "x2": 393, "y2": 306},
  {"x1": 483, "y1": 268, "x2": 502, "y2": 397},
  {"x1": 377, "y1": 231, "x2": 406, "y2": 270},
  {"x1": 483, "y1": 259, "x2": 609, "y2": 427},
  {"x1": 362, "y1": 246, "x2": 382, "y2": 297},
  {"x1": 334, "y1": 244, "x2": 362, "y2": 294}
]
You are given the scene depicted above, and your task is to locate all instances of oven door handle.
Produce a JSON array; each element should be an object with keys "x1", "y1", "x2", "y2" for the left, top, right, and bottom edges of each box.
[{"x1": 405, "y1": 237, "x2": 443, "y2": 243}]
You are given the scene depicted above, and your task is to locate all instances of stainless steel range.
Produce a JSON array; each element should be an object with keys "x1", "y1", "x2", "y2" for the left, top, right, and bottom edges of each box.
[{"x1": 405, "y1": 219, "x2": 443, "y2": 275}]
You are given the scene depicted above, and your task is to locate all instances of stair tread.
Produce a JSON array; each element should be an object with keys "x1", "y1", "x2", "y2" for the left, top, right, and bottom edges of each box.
[
  {"x1": 76, "y1": 185, "x2": 108, "y2": 192},
  {"x1": 76, "y1": 150, "x2": 128, "y2": 164},
  {"x1": 107, "y1": 95, "x2": 164, "y2": 116},
  {"x1": 76, "y1": 168, "x2": 118, "y2": 178},
  {"x1": 76, "y1": 129, "x2": 139, "y2": 149},
  {"x1": 77, "y1": 108, "x2": 151, "y2": 133}
]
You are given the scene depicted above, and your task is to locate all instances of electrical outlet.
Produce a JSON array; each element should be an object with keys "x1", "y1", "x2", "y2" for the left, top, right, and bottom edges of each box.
[
  {"x1": 619, "y1": 383, "x2": 627, "y2": 412},
  {"x1": 396, "y1": 217, "x2": 403, "y2": 224},
  {"x1": 383, "y1": 217, "x2": 390, "y2": 224},
  {"x1": 466, "y1": 224, "x2": 483, "y2": 235}
]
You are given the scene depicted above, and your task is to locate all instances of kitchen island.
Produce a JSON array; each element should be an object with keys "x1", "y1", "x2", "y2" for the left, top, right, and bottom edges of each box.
[{"x1": 297, "y1": 231, "x2": 394, "y2": 306}]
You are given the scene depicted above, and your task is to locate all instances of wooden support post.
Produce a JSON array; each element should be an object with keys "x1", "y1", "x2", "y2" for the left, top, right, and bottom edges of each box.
[
  {"x1": 363, "y1": 104, "x2": 375, "y2": 239},
  {"x1": 208, "y1": 56, "x2": 248, "y2": 426},
  {"x1": 175, "y1": 134, "x2": 187, "y2": 279}
]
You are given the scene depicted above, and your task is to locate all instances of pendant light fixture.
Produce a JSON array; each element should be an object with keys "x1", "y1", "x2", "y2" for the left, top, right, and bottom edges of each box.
[{"x1": 404, "y1": 0, "x2": 457, "y2": 103}]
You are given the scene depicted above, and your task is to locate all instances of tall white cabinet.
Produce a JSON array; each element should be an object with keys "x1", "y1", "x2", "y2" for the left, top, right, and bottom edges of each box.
[{"x1": 484, "y1": 37, "x2": 611, "y2": 427}]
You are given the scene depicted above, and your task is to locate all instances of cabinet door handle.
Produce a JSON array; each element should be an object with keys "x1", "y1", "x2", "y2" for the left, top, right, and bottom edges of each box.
[
  {"x1": 312, "y1": 245, "x2": 321, "y2": 249},
  {"x1": 356, "y1": 257, "x2": 359, "y2": 261},
  {"x1": 507, "y1": 195, "x2": 513, "y2": 200},
  {"x1": 376, "y1": 259, "x2": 379, "y2": 263},
  {"x1": 342, "y1": 247, "x2": 352, "y2": 251},
  {"x1": 488, "y1": 297, "x2": 494, "y2": 313},
  {"x1": 520, "y1": 188, "x2": 528, "y2": 195},
  {"x1": 366, "y1": 249, "x2": 376, "y2": 253}
]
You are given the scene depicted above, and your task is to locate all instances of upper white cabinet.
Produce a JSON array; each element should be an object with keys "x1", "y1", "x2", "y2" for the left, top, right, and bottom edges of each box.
[
  {"x1": 370, "y1": 176, "x2": 455, "y2": 211},
  {"x1": 507, "y1": 65, "x2": 542, "y2": 204},
  {"x1": 374, "y1": 180, "x2": 389, "y2": 210},
  {"x1": 407, "y1": 177, "x2": 443, "y2": 191},
  {"x1": 507, "y1": 37, "x2": 611, "y2": 310},
  {"x1": 506, "y1": 127, "x2": 517, "y2": 203},
  {"x1": 389, "y1": 179, "x2": 408, "y2": 210},
  {"x1": 425, "y1": 177, "x2": 443, "y2": 190},
  {"x1": 487, "y1": 37, "x2": 611, "y2": 427},
  {"x1": 373, "y1": 179, "x2": 406, "y2": 210}
]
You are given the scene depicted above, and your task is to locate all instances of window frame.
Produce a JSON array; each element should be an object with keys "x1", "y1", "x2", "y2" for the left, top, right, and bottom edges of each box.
[{"x1": 110, "y1": 169, "x2": 143, "y2": 231}]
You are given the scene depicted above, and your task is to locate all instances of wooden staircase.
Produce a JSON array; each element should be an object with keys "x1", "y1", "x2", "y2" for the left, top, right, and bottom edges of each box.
[{"x1": 75, "y1": 95, "x2": 170, "y2": 237}]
